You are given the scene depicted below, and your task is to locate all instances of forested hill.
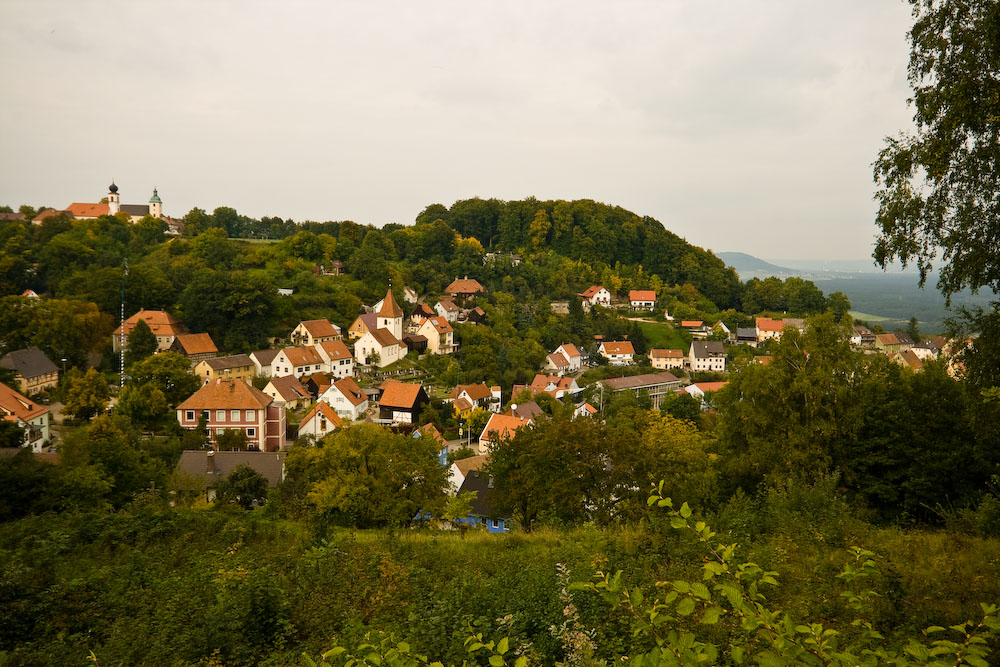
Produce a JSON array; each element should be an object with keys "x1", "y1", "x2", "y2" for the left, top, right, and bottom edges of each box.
[{"x1": 413, "y1": 198, "x2": 742, "y2": 309}]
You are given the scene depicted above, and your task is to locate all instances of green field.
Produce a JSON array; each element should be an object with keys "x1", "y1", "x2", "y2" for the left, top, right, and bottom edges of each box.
[{"x1": 638, "y1": 320, "x2": 690, "y2": 351}]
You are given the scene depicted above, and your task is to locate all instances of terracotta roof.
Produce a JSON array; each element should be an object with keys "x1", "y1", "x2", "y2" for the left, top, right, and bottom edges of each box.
[
  {"x1": 65, "y1": 202, "x2": 110, "y2": 218},
  {"x1": 417, "y1": 422, "x2": 447, "y2": 446},
  {"x1": 896, "y1": 349, "x2": 923, "y2": 370},
  {"x1": 175, "y1": 451, "x2": 286, "y2": 490},
  {"x1": 114, "y1": 309, "x2": 186, "y2": 337},
  {"x1": 650, "y1": 348, "x2": 684, "y2": 359},
  {"x1": 379, "y1": 381, "x2": 425, "y2": 409},
  {"x1": 580, "y1": 285, "x2": 605, "y2": 298},
  {"x1": 0, "y1": 381, "x2": 49, "y2": 422},
  {"x1": 680, "y1": 320, "x2": 704, "y2": 328},
  {"x1": 282, "y1": 346, "x2": 324, "y2": 366},
  {"x1": 318, "y1": 339, "x2": 352, "y2": 360},
  {"x1": 453, "y1": 454, "x2": 488, "y2": 476},
  {"x1": 547, "y1": 352, "x2": 569, "y2": 368},
  {"x1": 691, "y1": 381, "x2": 728, "y2": 394},
  {"x1": 301, "y1": 401, "x2": 342, "y2": 430},
  {"x1": 481, "y1": 413, "x2": 530, "y2": 443},
  {"x1": 411, "y1": 304, "x2": 435, "y2": 318},
  {"x1": 529, "y1": 374, "x2": 576, "y2": 391},
  {"x1": 368, "y1": 328, "x2": 401, "y2": 347},
  {"x1": 599, "y1": 372, "x2": 680, "y2": 391},
  {"x1": 451, "y1": 383, "x2": 492, "y2": 402},
  {"x1": 445, "y1": 276, "x2": 485, "y2": 294},
  {"x1": 377, "y1": 288, "x2": 404, "y2": 318},
  {"x1": 558, "y1": 343, "x2": 581, "y2": 358},
  {"x1": 300, "y1": 319, "x2": 340, "y2": 337},
  {"x1": 876, "y1": 333, "x2": 901, "y2": 345},
  {"x1": 420, "y1": 316, "x2": 453, "y2": 334},
  {"x1": 32, "y1": 208, "x2": 65, "y2": 223},
  {"x1": 629, "y1": 290, "x2": 656, "y2": 301},
  {"x1": 454, "y1": 397, "x2": 474, "y2": 412},
  {"x1": 600, "y1": 341, "x2": 635, "y2": 355},
  {"x1": 177, "y1": 379, "x2": 273, "y2": 411},
  {"x1": 174, "y1": 333, "x2": 218, "y2": 356},
  {"x1": 755, "y1": 317, "x2": 785, "y2": 332},
  {"x1": 0, "y1": 347, "x2": 58, "y2": 379},
  {"x1": 266, "y1": 374, "x2": 311, "y2": 402},
  {"x1": 436, "y1": 299, "x2": 459, "y2": 313},
  {"x1": 331, "y1": 377, "x2": 367, "y2": 406},
  {"x1": 578, "y1": 402, "x2": 598, "y2": 415},
  {"x1": 202, "y1": 354, "x2": 253, "y2": 371},
  {"x1": 21, "y1": 289, "x2": 38, "y2": 298}
]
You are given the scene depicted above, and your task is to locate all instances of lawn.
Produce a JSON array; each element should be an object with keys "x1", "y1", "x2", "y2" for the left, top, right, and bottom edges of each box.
[{"x1": 638, "y1": 321, "x2": 690, "y2": 351}]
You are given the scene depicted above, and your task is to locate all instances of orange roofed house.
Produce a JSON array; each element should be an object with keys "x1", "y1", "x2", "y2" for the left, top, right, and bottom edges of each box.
[
  {"x1": 378, "y1": 381, "x2": 430, "y2": 425},
  {"x1": 169, "y1": 333, "x2": 219, "y2": 364},
  {"x1": 0, "y1": 381, "x2": 51, "y2": 451},
  {"x1": 113, "y1": 309, "x2": 187, "y2": 353},
  {"x1": 478, "y1": 413, "x2": 533, "y2": 453},
  {"x1": 629, "y1": 290, "x2": 656, "y2": 311},
  {"x1": 290, "y1": 319, "x2": 342, "y2": 346},
  {"x1": 176, "y1": 379, "x2": 286, "y2": 451},
  {"x1": 445, "y1": 276, "x2": 486, "y2": 301},
  {"x1": 598, "y1": 340, "x2": 635, "y2": 365}
]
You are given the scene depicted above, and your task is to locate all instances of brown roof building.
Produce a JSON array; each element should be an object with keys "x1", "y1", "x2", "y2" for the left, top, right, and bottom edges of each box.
[
  {"x1": 378, "y1": 381, "x2": 430, "y2": 424},
  {"x1": 176, "y1": 379, "x2": 286, "y2": 451},
  {"x1": 174, "y1": 450, "x2": 286, "y2": 500},
  {"x1": 445, "y1": 276, "x2": 485, "y2": 299},
  {"x1": 113, "y1": 309, "x2": 187, "y2": 352},
  {"x1": 170, "y1": 333, "x2": 219, "y2": 363}
]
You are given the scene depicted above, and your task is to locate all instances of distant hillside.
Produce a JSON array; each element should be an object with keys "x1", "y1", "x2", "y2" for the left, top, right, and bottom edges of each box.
[{"x1": 716, "y1": 252, "x2": 800, "y2": 278}]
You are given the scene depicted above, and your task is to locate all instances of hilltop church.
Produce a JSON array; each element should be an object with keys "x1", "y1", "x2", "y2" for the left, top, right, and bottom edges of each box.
[{"x1": 63, "y1": 182, "x2": 165, "y2": 223}]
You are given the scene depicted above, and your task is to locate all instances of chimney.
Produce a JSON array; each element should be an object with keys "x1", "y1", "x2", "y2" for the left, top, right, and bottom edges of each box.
[{"x1": 206, "y1": 449, "x2": 216, "y2": 474}]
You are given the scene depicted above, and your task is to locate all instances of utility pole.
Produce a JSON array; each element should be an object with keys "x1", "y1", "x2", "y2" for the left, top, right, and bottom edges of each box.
[{"x1": 119, "y1": 256, "x2": 128, "y2": 388}]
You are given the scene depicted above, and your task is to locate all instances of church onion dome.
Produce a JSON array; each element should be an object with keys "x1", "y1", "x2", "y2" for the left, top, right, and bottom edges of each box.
[
  {"x1": 149, "y1": 187, "x2": 161, "y2": 203},
  {"x1": 109, "y1": 181, "x2": 119, "y2": 194}
]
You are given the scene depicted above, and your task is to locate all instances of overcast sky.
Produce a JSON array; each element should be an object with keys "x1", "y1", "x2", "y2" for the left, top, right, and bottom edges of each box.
[{"x1": 0, "y1": 1, "x2": 915, "y2": 261}]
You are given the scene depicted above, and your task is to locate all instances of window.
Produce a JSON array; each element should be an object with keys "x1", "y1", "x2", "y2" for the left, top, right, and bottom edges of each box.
[
  {"x1": 216, "y1": 410, "x2": 225, "y2": 421},
  {"x1": 185, "y1": 410, "x2": 195, "y2": 422},
  {"x1": 246, "y1": 410, "x2": 253, "y2": 421},
  {"x1": 491, "y1": 519, "x2": 500, "y2": 529},
  {"x1": 247, "y1": 428, "x2": 255, "y2": 437},
  {"x1": 216, "y1": 428, "x2": 225, "y2": 435},
  {"x1": 231, "y1": 409, "x2": 239, "y2": 421}
]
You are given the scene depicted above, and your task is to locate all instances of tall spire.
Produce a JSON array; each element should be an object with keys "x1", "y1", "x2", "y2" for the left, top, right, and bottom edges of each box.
[{"x1": 377, "y1": 285, "x2": 403, "y2": 319}]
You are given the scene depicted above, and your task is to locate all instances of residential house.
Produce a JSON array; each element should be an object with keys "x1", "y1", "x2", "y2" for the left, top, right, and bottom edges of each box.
[
  {"x1": 289, "y1": 319, "x2": 342, "y2": 346},
  {"x1": 347, "y1": 313, "x2": 378, "y2": 340},
  {"x1": 578, "y1": 285, "x2": 611, "y2": 307},
  {"x1": 0, "y1": 347, "x2": 59, "y2": 395},
  {"x1": 413, "y1": 422, "x2": 450, "y2": 462},
  {"x1": 447, "y1": 453, "x2": 488, "y2": 493},
  {"x1": 355, "y1": 328, "x2": 403, "y2": 368},
  {"x1": 911, "y1": 339, "x2": 941, "y2": 360},
  {"x1": 403, "y1": 286, "x2": 419, "y2": 304},
  {"x1": 755, "y1": 317, "x2": 786, "y2": 343},
  {"x1": 736, "y1": 327, "x2": 759, "y2": 347},
  {"x1": 410, "y1": 303, "x2": 436, "y2": 325},
  {"x1": 629, "y1": 290, "x2": 656, "y2": 310},
  {"x1": 298, "y1": 401, "x2": 342, "y2": 439},
  {"x1": 851, "y1": 325, "x2": 875, "y2": 347},
  {"x1": 402, "y1": 334, "x2": 428, "y2": 354},
  {"x1": 263, "y1": 375, "x2": 312, "y2": 410},
  {"x1": 508, "y1": 401, "x2": 544, "y2": 421},
  {"x1": 113, "y1": 309, "x2": 186, "y2": 352},
  {"x1": 416, "y1": 316, "x2": 456, "y2": 355},
  {"x1": 479, "y1": 413, "x2": 532, "y2": 452},
  {"x1": 597, "y1": 371, "x2": 681, "y2": 410},
  {"x1": 573, "y1": 402, "x2": 598, "y2": 419},
  {"x1": 176, "y1": 379, "x2": 286, "y2": 451},
  {"x1": 512, "y1": 374, "x2": 581, "y2": 400},
  {"x1": 467, "y1": 307, "x2": 487, "y2": 324},
  {"x1": 271, "y1": 346, "x2": 326, "y2": 378},
  {"x1": 649, "y1": 348, "x2": 684, "y2": 370},
  {"x1": 457, "y1": 469, "x2": 511, "y2": 533},
  {"x1": 684, "y1": 381, "x2": 729, "y2": 399},
  {"x1": 193, "y1": 354, "x2": 255, "y2": 385},
  {"x1": 550, "y1": 343, "x2": 583, "y2": 372},
  {"x1": 0, "y1": 381, "x2": 50, "y2": 451},
  {"x1": 450, "y1": 384, "x2": 502, "y2": 415},
  {"x1": 893, "y1": 349, "x2": 924, "y2": 372},
  {"x1": 650, "y1": 348, "x2": 685, "y2": 370},
  {"x1": 434, "y1": 299, "x2": 460, "y2": 323},
  {"x1": 169, "y1": 333, "x2": 219, "y2": 364},
  {"x1": 20, "y1": 288, "x2": 39, "y2": 298},
  {"x1": 378, "y1": 381, "x2": 429, "y2": 425},
  {"x1": 712, "y1": 321, "x2": 733, "y2": 341},
  {"x1": 689, "y1": 341, "x2": 727, "y2": 372},
  {"x1": 598, "y1": 340, "x2": 635, "y2": 365},
  {"x1": 680, "y1": 321, "x2": 709, "y2": 339},
  {"x1": 315, "y1": 339, "x2": 354, "y2": 378},
  {"x1": 445, "y1": 276, "x2": 486, "y2": 300},
  {"x1": 874, "y1": 333, "x2": 908, "y2": 355},
  {"x1": 302, "y1": 372, "x2": 332, "y2": 399},
  {"x1": 545, "y1": 351, "x2": 571, "y2": 374},
  {"x1": 318, "y1": 376, "x2": 369, "y2": 420},
  {"x1": 174, "y1": 450, "x2": 286, "y2": 502},
  {"x1": 250, "y1": 349, "x2": 280, "y2": 378}
]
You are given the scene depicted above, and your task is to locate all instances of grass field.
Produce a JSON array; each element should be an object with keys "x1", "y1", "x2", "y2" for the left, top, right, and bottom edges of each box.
[
  {"x1": 638, "y1": 320, "x2": 690, "y2": 351},
  {"x1": 847, "y1": 310, "x2": 897, "y2": 322}
]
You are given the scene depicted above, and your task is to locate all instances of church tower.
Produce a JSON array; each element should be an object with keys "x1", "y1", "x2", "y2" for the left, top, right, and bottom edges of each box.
[
  {"x1": 107, "y1": 181, "x2": 120, "y2": 215},
  {"x1": 377, "y1": 286, "x2": 404, "y2": 339},
  {"x1": 149, "y1": 187, "x2": 162, "y2": 218}
]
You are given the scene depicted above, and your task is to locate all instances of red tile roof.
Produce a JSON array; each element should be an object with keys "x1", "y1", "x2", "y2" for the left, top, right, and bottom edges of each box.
[
  {"x1": 301, "y1": 401, "x2": 342, "y2": 430},
  {"x1": 629, "y1": 290, "x2": 656, "y2": 301},
  {"x1": 283, "y1": 346, "x2": 324, "y2": 366},
  {"x1": 680, "y1": 320, "x2": 704, "y2": 328},
  {"x1": 301, "y1": 319, "x2": 340, "y2": 337},
  {"x1": 421, "y1": 316, "x2": 453, "y2": 334},
  {"x1": 451, "y1": 383, "x2": 492, "y2": 401},
  {"x1": 600, "y1": 341, "x2": 635, "y2": 355},
  {"x1": 331, "y1": 377, "x2": 366, "y2": 406},
  {"x1": 481, "y1": 413, "x2": 530, "y2": 443},
  {"x1": 318, "y1": 339, "x2": 352, "y2": 360},
  {"x1": 368, "y1": 328, "x2": 401, "y2": 347},
  {"x1": 174, "y1": 333, "x2": 218, "y2": 356},
  {"x1": 445, "y1": 276, "x2": 485, "y2": 294},
  {"x1": 547, "y1": 352, "x2": 569, "y2": 368},
  {"x1": 266, "y1": 374, "x2": 311, "y2": 402},
  {"x1": 377, "y1": 288, "x2": 404, "y2": 318},
  {"x1": 114, "y1": 309, "x2": 186, "y2": 337},
  {"x1": 379, "y1": 381, "x2": 424, "y2": 409},
  {"x1": 650, "y1": 348, "x2": 684, "y2": 358},
  {"x1": 558, "y1": 343, "x2": 581, "y2": 358},
  {"x1": 0, "y1": 381, "x2": 49, "y2": 422},
  {"x1": 755, "y1": 317, "x2": 785, "y2": 332},
  {"x1": 580, "y1": 285, "x2": 605, "y2": 298},
  {"x1": 65, "y1": 202, "x2": 110, "y2": 218},
  {"x1": 177, "y1": 379, "x2": 273, "y2": 411}
]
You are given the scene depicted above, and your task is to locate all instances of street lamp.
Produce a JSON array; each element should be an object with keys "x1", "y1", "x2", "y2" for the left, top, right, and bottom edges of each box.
[{"x1": 61, "y1": 357, "x2": 67, "y2": 374}]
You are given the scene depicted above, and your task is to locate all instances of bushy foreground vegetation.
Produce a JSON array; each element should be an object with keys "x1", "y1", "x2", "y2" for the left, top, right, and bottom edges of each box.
[{"x1": 1, "y1": 482, "x2": 998, "y2": 667}]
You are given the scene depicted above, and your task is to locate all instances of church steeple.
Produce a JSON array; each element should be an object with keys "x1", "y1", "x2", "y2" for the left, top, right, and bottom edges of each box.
[
  {"x1": 148, "y1": 187, "x2": 162, "y2": 218},
  {"x1": 107, "y1": 180, "x2": 120, "y2": 215},
  {"x1": 377, "y1": 285, "x2": 403, "y2": 339}
]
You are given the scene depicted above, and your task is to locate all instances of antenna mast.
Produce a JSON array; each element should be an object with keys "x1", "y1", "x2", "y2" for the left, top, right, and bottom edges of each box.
[{"x1": 120, "y1": 256, "x2": 128, "y2": 387}]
